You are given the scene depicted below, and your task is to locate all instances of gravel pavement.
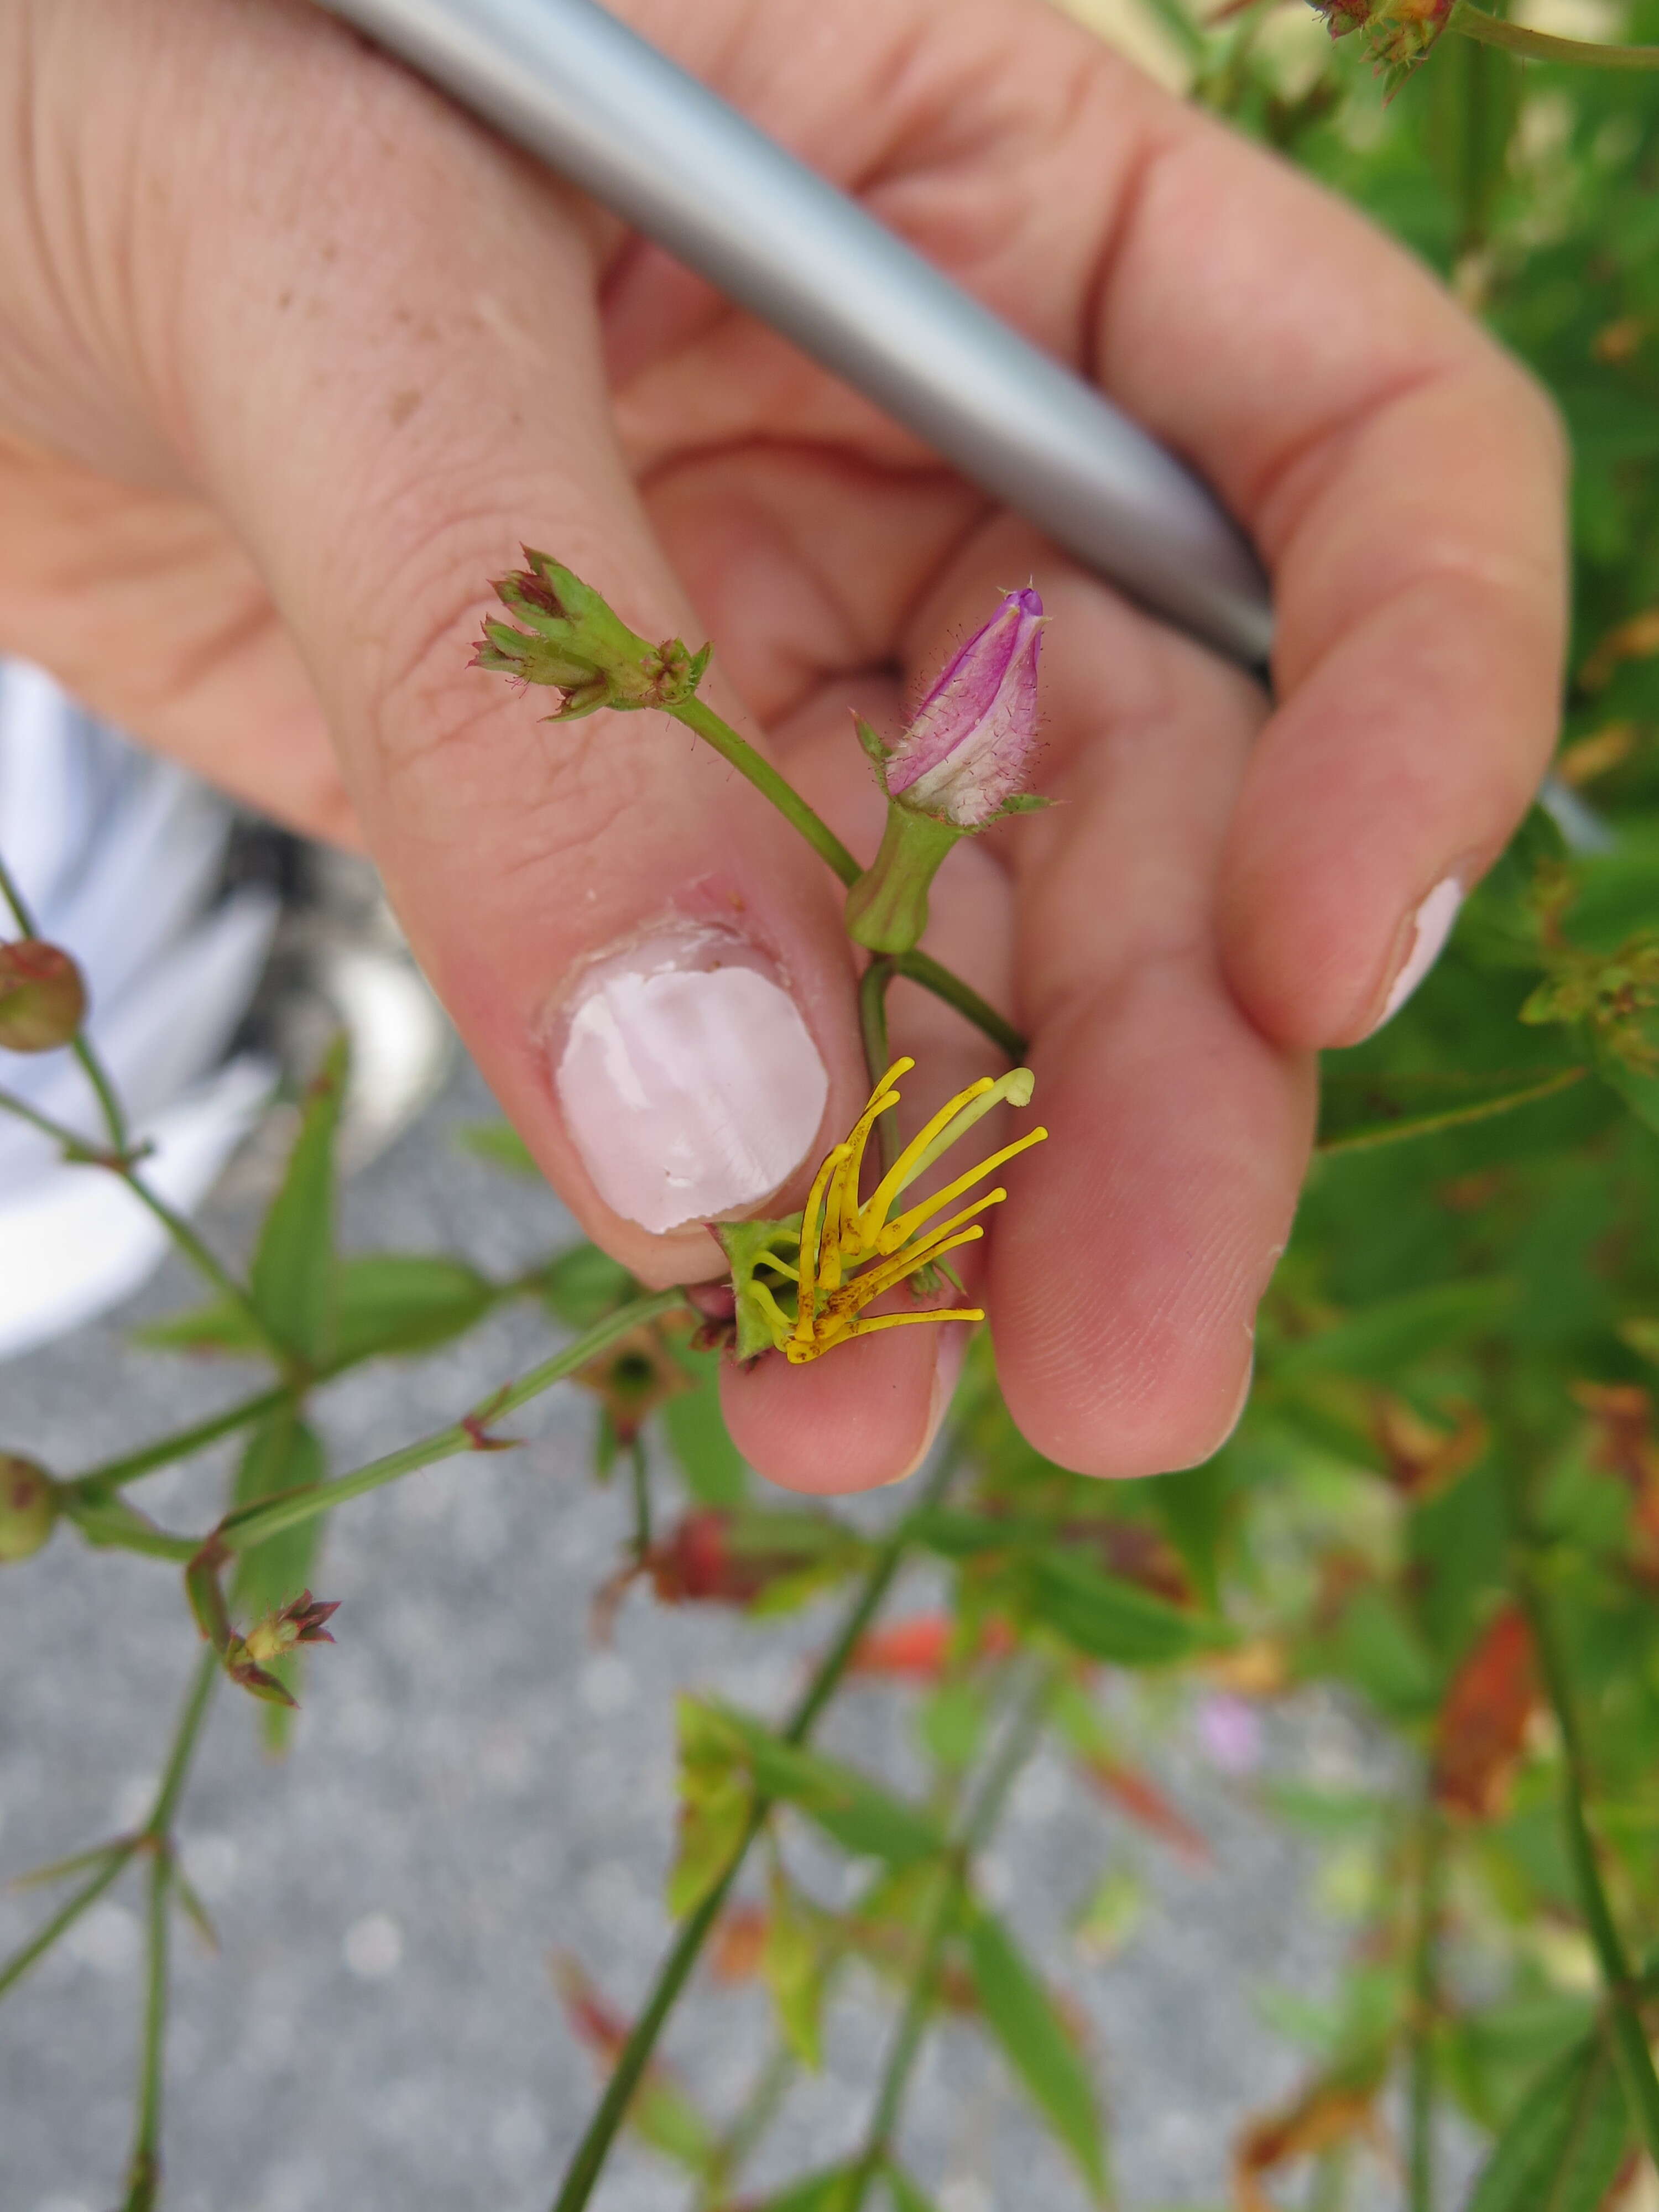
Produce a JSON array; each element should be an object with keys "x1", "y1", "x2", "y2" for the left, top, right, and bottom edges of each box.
[{"x1": 1, "y1": 1055, "x2": 1422, "y2": 2212}]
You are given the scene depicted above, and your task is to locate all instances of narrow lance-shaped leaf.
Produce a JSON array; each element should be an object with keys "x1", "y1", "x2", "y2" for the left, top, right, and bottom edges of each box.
[
  {"x1": 963, "y1": 1906, "x2": 1109, "y2": 2202},
  {"x1": 232, "y1": 1408, "x2": 327, "y2": 1750},
  {"x1": 250, "y1": 1032, "x2": 348, "y2": 1366},
  {"x1": 1467, "y1": 2028, "x2": 1631, "y2": 2212},
  {"x1": 1316, "y1": 1063, "x2": 1587, "y2": 1155}
]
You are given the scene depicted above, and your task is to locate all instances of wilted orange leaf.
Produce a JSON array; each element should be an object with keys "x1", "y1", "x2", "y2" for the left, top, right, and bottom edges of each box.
[{"x1": 1431, "y1": 1604, "x2": 1539, "y2": 1820}]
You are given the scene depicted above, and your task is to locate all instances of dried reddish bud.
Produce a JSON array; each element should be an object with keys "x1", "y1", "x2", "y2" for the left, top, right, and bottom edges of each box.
[
  {"x1": 0, "y1": 1454, "x2": 58, "y2": 1562},
  {"x1": 1372, "y1": 1394, "x2": 1486, "y2": 1501},
  {"x1": 1306, "y1": 0, "x2": 1453, "y2": 89},
  {"x1": 645, "y1": 1510, "x2": 800, "y2": 1608},
  {"x1": 574, "y1": 1322, "x2": 693, "y2": 1446},
  {"x1": 1432, "y1": 1605, "x2": 1540, "y2": 1820},
  {"x1": 241, "y1": 1589, "x2": 340, "y2": 1668},
  {"x1": 0, "y1": 941, "x2": 86, "y2": 1053}
]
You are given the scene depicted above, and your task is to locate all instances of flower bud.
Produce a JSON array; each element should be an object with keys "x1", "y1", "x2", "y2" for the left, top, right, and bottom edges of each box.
[
  {"x1": 845, "y1": 591, "x2": 1048, "y2": 953},
  {"x1": 0, "y1": 941, "x2": 86, "y2": 1052},
  {"x1": 472, "y1": 549, "x2": 711, "y2": 720},
  {"x1": 883, "y1": 587, "x2": 1046, "y2": 829},
  {"x1": 0, "y1": 1455, "x2": 58, "y2": 1562}
]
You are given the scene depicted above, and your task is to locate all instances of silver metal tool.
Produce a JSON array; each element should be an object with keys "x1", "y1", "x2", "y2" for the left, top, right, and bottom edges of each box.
[{"x1": 316, "y1": 0, "x2": 1274, "y2": 664}]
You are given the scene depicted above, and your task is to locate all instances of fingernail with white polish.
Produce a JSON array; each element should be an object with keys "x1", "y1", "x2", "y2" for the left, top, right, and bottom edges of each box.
[
  {"x1": 1376, "y1": 875, "x2": 1463, "y2": 1029},
  {"x1": 554, "y1": 928, "x2": 830, "y2": 1234}
]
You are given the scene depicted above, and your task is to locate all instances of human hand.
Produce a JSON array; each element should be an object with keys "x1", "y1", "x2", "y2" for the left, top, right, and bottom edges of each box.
[{"x1": 0, "y1": 0, "x2": 1565, "y2": 1488}]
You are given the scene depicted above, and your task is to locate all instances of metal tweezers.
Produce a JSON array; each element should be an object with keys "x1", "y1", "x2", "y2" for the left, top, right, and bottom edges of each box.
[{"x1": 315, "y1": 0, "x2": 1274, "y2": 665}]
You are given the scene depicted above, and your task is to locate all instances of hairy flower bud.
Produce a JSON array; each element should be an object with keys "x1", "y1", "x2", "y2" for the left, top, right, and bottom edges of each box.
[
  {"x1": 0, "y1": 1454, "x2": 58, "y2": 1562},
  {"x1": 472, "y1": 549, "x2": 711, "y2": 720},
  {"x1": 844, "y1": 590, "x2": 1047, "y2": 953},
  {"x1": 884, "y1": 588, "x2": 1046, "y2": 829},
  {"x1": 0, "y1": 940, "x2": 86, "y2": 1052}
]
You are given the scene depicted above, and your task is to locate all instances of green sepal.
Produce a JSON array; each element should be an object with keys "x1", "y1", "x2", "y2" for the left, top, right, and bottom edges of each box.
[
  {"x1": 844, "y1": 803, "x2": 966, "y2": 956},
  {"x1": 713, "y1": 1214, "x2": 805, "y2": 1360}
]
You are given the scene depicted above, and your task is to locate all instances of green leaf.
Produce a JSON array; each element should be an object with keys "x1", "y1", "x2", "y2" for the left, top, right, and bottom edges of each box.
[
  {"x1": 232, "y1": 1408, "x2": 327, "y2": 1748},
  {"x1": 327, "y1": 1254, "x2": 495, "y2": 1365},
  {"x1": 964, "y1": 1908, "x2": 1109, "y2": 2200},
  {"x1": 539, "y1": 1243, "x2": 638, "y2": 1329},
  {"x1": 1316, "y1": 1064, "x2": 1587, "y2": 1154},
  {"x1": 885, "y1": 2167, "x2": 938, "y2": 2212},
  {"x1": 136, "y1": 1254, "x2": 495, "y2": 1369},
  {"x1": 702, "y1": 1702, "x2": 945, "y2": 1867},
  {"x1": 660, "y1": 1357, "x2": 748, "y2": 1506},
  {"x1": 453, "y1": 1119, "x2": 541, "y2": 1177},
  {"x1": 1019, "y1": 1552, "x2": 1223, "y2": 1668},
  {"x1": 1272, "y1": 1277, "x2": 1516, "y2": 1381},
  {"x1": 764, "y1": 1876, "x2": 827, "y2": 2068},
  {"x1": 250, "y1": 1034, "x2": 348, "y2": 1365},
  {"x1": 1467, "y1": 2030, "x2": 1631, "y2": 2212},
  {"x1": 748, "y1": 2166, "x2": 858, "y2": 2212}
]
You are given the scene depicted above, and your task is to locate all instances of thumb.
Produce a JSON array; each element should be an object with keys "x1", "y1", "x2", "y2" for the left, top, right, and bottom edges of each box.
[{"x1": 147, "y1": 0, "x2": 865, "y2": 1282}]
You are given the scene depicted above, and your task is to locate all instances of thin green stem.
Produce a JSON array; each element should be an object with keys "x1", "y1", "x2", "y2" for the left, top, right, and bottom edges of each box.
[
  {"x1": 122, "y1": 1848, "x2": 170, "y2": 2212},
  {"x1": 64, "y1": 1385, "x2": 294, "y2": 1501},
  {"x1": 846, "y1": 1662, "x2": 1056, "y2": 2211},
  {"x1": 202, "y1": 1290, "x2": 686, "y2": 1569},
  {"x1": 1454, "y1": 3, "x2": 1659, "y2": 64},
  {"x1": 628, "y1": 1433, "x2": 652, "y2": 1566},
  {"x1": 145, "y1": 1651, "x2": 218, "y2": 1839},
  {"x1": 1408, "y1": 1794, "x2": 1441, "y2": 2212},
  {"x1": 1515, "y1": 1554, "x2": 1659, "y2": 2162},
  {"x1": 670, "y1": 697, "x2": 860, "y2": 885},
  {"x1": 0, "y1": 1845, "x2": 133, "y2": 2001},
  {"x1": 118, "y1": 1652, "x2": 216, "y2": 2212},
  {"x1": 666, "y1": 697, "x2": 1027, "y2": 1066},
  {"x1": 859, "y1": 959, "x2": 898, "y2": 1173},
  {"x1": 891, "y1": 951, "x2": 1026, "y2": 1063},
  {"x1": 549, "y1": 1452, "x2": 958, "y2": 2212},
  {"x1": 0, "y1": 1082, "x2": 283, "y2": 1364}
]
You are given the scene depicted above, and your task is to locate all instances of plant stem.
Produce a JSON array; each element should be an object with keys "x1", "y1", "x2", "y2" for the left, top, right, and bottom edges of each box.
[
  {"x1": 0, "y1": 1845, "x2": 133, "y2": 2000},
  {"x1": 665, "y1": 697, "x2": 1029, "y2": 1064},
  {"x1": 1514, "y1": 1553, "x2": 1659, "y2": 2162},
  {"x1": 122, "y1": 1847, "x2": 170, "y2": 2212},
  {"x1": 202, "y1": 1289, "x2": 686, "y2": 1569},
  {"x1": 859, "y1": 959, "x2": 899, "y2": 1173},
  {"x1": 670, "y1": 697, "x2": 860, "y2": 885},
  {"x1": 116, "y1": 1652, "x2": 216, "y2": 2212},
  {"x1": 1408, "y1": 1794, "x2": 1441, "y2": 2212},
  {"x1": 0, "y1": 1082, "x2": 283, "y2": 1364},
  {"x1": 548, "y1": 1452, "x2": 958, "y2": 2212},
  {"x1": 64, "y1": 1385, "x2": 294, "y2": 1500},
  {"x1": 892, "y1": 951, "x2": 1026, "y2": 1063},
  {"x1": 1454, "y1": 3, "x2": 1659, "y2": 64},
  {"x1": 846, "y1": 1662, "x2": 1056, "y2": 2210},
  {"x1": 629, "y1": 1434, "x2": 652, "y2": 1565},
  {"x1": 0, "y1": 1650, "x2": 216, "y2": 2014}
]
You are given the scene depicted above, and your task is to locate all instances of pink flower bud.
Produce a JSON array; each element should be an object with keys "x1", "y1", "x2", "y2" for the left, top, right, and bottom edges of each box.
[
  {"x1": 0, "y1": 941, "x2": 86, "y2": 1053},
  {"x1": 884, "y1": 588, "x2": 1046, "y2": 828}
]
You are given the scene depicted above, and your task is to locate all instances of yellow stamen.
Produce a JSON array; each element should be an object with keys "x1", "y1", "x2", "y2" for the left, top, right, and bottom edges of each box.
[
  {"x1": 876, "y1": 1128, "x2": 1048, "y2": 1255},
  {"x1": 771, "y1": 1058, "x2": 1046, "y2": 1364}
]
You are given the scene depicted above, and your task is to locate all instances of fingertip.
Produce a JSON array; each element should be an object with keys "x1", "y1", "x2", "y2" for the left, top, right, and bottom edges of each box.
[{"x1": 718, "y1": 1325, "x2": 948, "y2": 1496}]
